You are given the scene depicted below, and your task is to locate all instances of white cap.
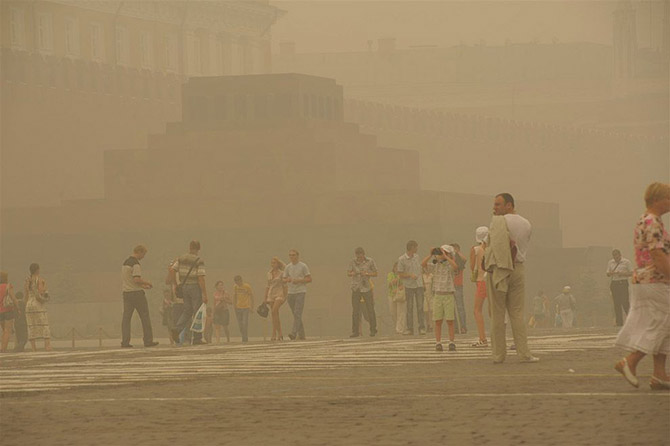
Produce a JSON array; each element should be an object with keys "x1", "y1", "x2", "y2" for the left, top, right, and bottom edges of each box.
[
  {"x1": 476, "y1": 226, "x2": 489, "y2": 244},
  {"x1": 440, "y1": 244, "x2": 455, "y2": 256},
  {"x1": 563, "y1": 286, "x2": 571, "y2": 293}
]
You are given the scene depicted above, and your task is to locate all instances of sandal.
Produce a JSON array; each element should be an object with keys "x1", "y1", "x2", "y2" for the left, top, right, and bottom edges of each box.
[
  {"x1": 471, "y1": 340, "x2": 488, "y2": 348},
  {"x1": 614, "y1": 358, "x2": 639, "y2": 388},
  {"x1": 650, "y1": 376, "x2": 670, "y2": 390}
]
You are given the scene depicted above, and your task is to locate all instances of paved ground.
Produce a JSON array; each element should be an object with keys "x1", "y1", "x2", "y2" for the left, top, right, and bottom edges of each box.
[{"x1": 1, "y1": 328, "x2": 669, "y2": 445}]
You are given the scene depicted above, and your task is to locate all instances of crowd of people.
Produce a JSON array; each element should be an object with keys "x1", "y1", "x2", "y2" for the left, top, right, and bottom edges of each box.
[{"x1": 1, "y1": 184, "x2": 668, "y2": 391}]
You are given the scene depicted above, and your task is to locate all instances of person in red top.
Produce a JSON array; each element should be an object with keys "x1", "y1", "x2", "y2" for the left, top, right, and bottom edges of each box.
[
  {"x1": 0, "y1": 271, "x2": 20, "y2": 353},
  {"x1": 450, "y1": 243, "x2": 468, "y2": 334}
]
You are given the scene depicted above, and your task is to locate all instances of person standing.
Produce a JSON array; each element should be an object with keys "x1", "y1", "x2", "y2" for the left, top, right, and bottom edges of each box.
[
  {"x1": 283, "y1": 249, "x2": 312, "y2": 341},
  {"x1": 120, "y1": 245, "x2": 158, "y2": 348},
  {"x1": 169, "y1": 240, "x2": 208, "y2": 346},
  {"x1": 13, "y1": 291, "x2": 28, "y2": 352},
  {"x1": 348, "y1": 247, "x2": 378, "y2": 338},
  {"x1": 0, "y1": 272, "x2": 20, "y2": 353},
  {"x1": 24, "y1": 263, "x2": 52, "y2": 352},
  {"x1": 614, "y1": 182, "x2": 670, "y2": 390},
  {"x1": 265, "y1": 258, "x2": 287, "y2": 341},
  {"x1": 530, "y1": 290, "x2": 547, "y2": 328},
  {"x1": 387, "y1": 262, "x2": 407, "y2": 335},
  {"x1": 606, "y1": 249, "x2": 633, "y2": 326},
  {"x1": 398, "y1": 240, "x2": 425, "y2": 335},
  {"x1": 451, "y1": 243, "x2": 468, "y2": 334},
  {"x1": 470, "y1": 226, "x2": 489, "y2": 347},
  {"x1": 485, "y1": 193, "x2": 538, "y2": 363},
  {"x1": 213, "y1": 281, "x2": 232, "y2": 343},
  {"x1": 554, "y1": 286, "x2": 576, "y2": 329},
  {"x1": 421, "y1": 245, "x2": 459, "y2": 351},
  {"x1": 233, "y1": 275, "x2": 254, "y2": 343}
]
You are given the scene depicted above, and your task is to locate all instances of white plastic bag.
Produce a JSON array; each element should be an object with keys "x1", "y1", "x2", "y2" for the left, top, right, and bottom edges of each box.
[{"x1": 190, "y1": 303, "x2": 206, "y2": 333}]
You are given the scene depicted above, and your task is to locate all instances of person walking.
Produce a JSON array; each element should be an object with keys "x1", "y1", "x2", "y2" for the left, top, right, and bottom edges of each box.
[
  {"x1": 398, "y1": 240, "x2": 425, "y2": 335},
  {"x1": 24, "y1": 263, "x2": 52, "y2": 352},
  {"x1": 120, "y1": 245, "x2": 158, "y2": 348},
  {"x1": 485, "y1": 193, "x2": 538, "y2": 364},
  {"x1": 451, "y1": 243, "x2": 468, "y2": 334},
  {"x1": 387, "y1": 262, "x2": 406, "y2": 335},
  {"x1": 233, "y1": 275, "x2": 254, "y2": 343},
  {"x1": 283, "y1": 249, "x2": 311, "y2": 341},
  {"x1": 265, "y1": 258, "x2": 287, "y2": 341},
  {"x1": 606, "y1": 249, "x2": 633, "y2": 326},
  {"x1": 169, "y1": 240, "x2": 208, "y2": 346},
  {"x1": 0, "y1": 272, "x2": 20, "y2": 353},
  {"x1": 554, "y1": 286, "x2": 576, "y2": 329},
  {"x1": 213, "y1": 281, "x2": 232, "y2": 343},
  {"x1": 614, "y1": 182, "x2": 670, "y2": 390},
  {"x1": 470, "y1": 226, "x2": 489, "y2": 347},
  {"x1": 348, "y1": 247, "x2": 378, "y2": 338}
]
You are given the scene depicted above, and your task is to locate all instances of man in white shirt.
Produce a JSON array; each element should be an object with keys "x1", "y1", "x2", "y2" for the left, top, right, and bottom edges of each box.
[
  {"x1": 488, "y1": 193, "x2": 538, "y2": 363},
  {"x1": 606, "y1": 249, "x2": 633, "y2": 326}
]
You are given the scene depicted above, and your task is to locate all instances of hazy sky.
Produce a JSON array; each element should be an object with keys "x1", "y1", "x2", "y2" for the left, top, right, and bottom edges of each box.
[{"x1": 272, "y1": 1, "x2": 660, "y2": 53}]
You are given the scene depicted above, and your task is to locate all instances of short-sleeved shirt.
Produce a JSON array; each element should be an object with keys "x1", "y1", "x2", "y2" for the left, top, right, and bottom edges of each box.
[
  {"x1": 122, "y1": 256, "x2": 143, "y2": 292},
  {"x1": 173, "y1": 254, "x2": 206, "y2": 285},
  {"x1": 504, "y1": 214, "x2": 532, "y2": 263},
  {"x1": 283, "y1": 261, "x2": 311, "y2": 294},
  {"x1": 214, "y1": 290, "x2": 230, "y2": 310},
  {"x1": 634, "y1": 213, "x2": 670, "y2": 284},
  {"x1": 425, "y1": 261, "x2": 455, "y2": 293},
  {"x1": 453, "y1": 253, "x2": 466, "y2": 286},
  {"x1": 555, "y1": 293, "x2": 575, "y2": 311},
  {"x1": 397, "y1": 253, "x2": 424, "y2": 289},
  {"x1": 606, "y1": 258, "x2": 633, "y2": 282},
  {"x1": 348, "y1": 257, "x2": 378, "y2": 292},
  {"x1": 234, "y1": 283, "x2": 253, "y2": 309}
]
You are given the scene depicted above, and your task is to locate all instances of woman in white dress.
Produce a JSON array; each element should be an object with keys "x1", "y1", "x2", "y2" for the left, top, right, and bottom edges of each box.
[{"x1": 614, "y1": 182, "x2": 670, "y2": 390}]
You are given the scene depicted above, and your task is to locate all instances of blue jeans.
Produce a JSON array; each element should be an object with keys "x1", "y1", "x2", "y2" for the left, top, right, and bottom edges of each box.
[
  {"x1": 175, "y1": 284, "x2": 203, "y2": 343},
  {"x1": 405, "y1": 287, "x2": 425, "y2": 332},
  {"x1": 454, "y1": 286, "x2": 467, "y2": 331},
  {"x1": 235, "y1": 308, "x2": 250, "y2": 342},
  {"x1": 287, "y1": 293, "x2": 306, "y2": 339}
]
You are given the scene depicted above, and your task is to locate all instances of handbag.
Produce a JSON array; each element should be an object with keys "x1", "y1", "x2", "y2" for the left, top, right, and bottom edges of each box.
[
  {"x1": 392, "y1": 283, "x2": 406, "y2": 303},
  {"x1": 256, "y1": 302, "x2": 269, "y2": 318},
  {"x1": 175, "y1": 257, "x2": 200, "y2": 299}
]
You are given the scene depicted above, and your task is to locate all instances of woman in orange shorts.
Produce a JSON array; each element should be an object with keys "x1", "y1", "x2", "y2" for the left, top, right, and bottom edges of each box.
[{"x1": 470, "y1": 226, "x2": 489, "y2": 347}]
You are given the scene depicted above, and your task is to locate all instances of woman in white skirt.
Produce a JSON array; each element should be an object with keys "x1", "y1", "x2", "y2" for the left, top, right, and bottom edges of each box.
[{"x1": 614, "y1": 182, "x2": 670, "y2": 390}]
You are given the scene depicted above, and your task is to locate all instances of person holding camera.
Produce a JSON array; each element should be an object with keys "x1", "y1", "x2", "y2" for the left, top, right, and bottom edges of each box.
[
  {"x1": 398, "y1": 240, "x2": 425, "y2": 335},
  {"x1": 24, "y1": 263, "x2": 52, "y2": 352},
  {"x1": 120, "y1": 245, "x2": 158, "y2": 348},
  {"x1": 348, "y1": 247, "x2": 378, "y2": 338},
  {"x1": 421, "y1": 245, "x2": 459, "y2": 351}
]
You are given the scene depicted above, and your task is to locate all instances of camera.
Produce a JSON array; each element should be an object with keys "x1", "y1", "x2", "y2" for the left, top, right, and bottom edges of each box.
[{"x1": 431, "y1": 247, "x2": 442, "y2": 256}]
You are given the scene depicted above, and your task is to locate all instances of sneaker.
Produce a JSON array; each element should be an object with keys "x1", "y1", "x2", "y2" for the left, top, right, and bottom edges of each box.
[
  {"x1": 349, "y1": 333, "x2": 360, "y2": 338},
  {"x1": 471, "y1": 340, "x2": 488, "y2": 348},
  {"x1": 419, "y1": 328, "x2": 427, "y2": 335},
  {"x1": 144, "y1": 341, "x2": 159, "y2": 347},
  {"x1": 448, "y1": 342, "x2": 456, "y2": 351},
  {"x1": 370, "y1": 330, "x2": 377, "y2": 337},
  {"x1": 402, "y1": 330, "x2": 413, "y2": 335},
  {"x1": 121, "y1": 344, "x2": 133, "y2": 348},
  {"x1": 435, "y1": 343, "x2": 443, "y2": 351},
  {"x1": 288, "y1": 333, "x2": 296, "y2": 341},
  {"x1": 520, "y1": 356, "x2": 540, "y2": 363},
  {"x1": 192, "y1": 339, "x2": 206, "y2": 345}
]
